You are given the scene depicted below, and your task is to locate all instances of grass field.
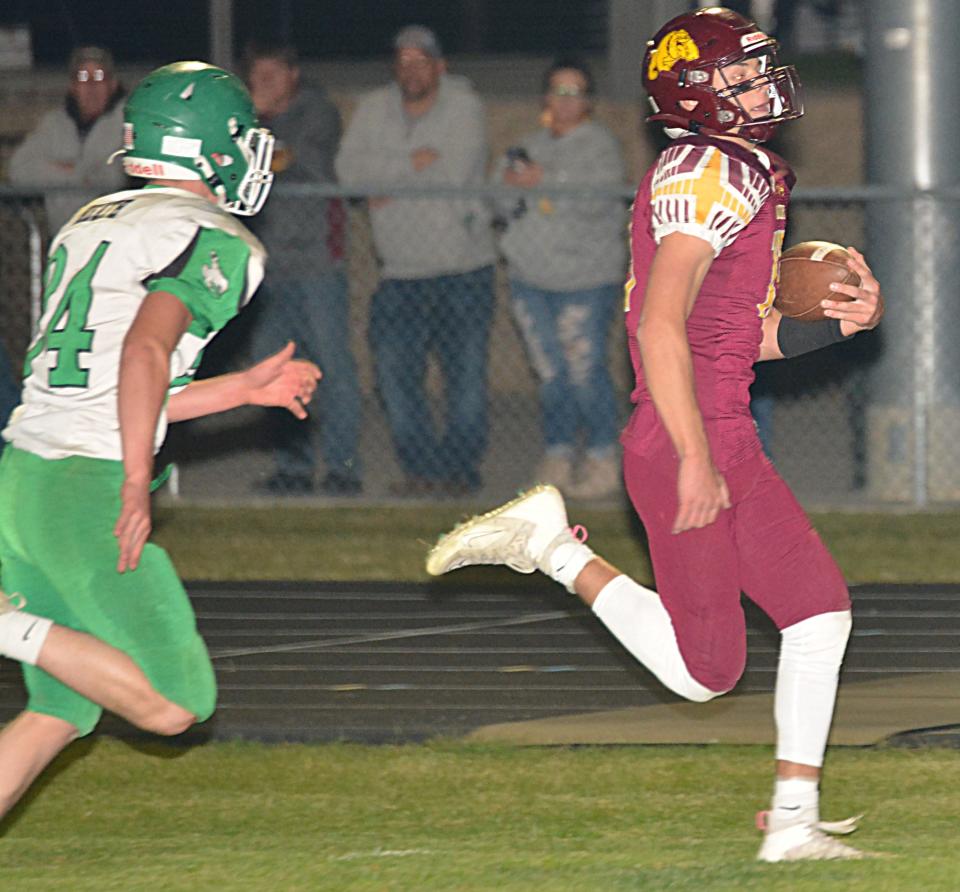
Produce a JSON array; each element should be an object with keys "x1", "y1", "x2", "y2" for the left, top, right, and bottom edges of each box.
[
  {"x1": 2, "y1": 503, "x2": 958, "y2": 889},
  {"x1": 2, "y1": 742, "x2": 958, "y2": 891},
  {"x1": 152, "y1": 501, "x2": 960, "y2": 584}
]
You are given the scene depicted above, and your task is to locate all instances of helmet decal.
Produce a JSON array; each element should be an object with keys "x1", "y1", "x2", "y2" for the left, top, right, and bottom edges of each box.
[
  {"x1": 647, "y1": 29, "x2": 700, "y2": 82},
  {"x1": 160, "y1": 135, "x2": 203, "y2": 158}
]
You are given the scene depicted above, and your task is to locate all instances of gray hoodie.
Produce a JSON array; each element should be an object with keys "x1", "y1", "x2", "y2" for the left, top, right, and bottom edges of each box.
[
  {"x1": 336, "y1": 74, "x2": 495, "y2": 280},
  {"x1": 8, "y1": 98, "x2": 128, "y2": 233},
  {"x1": 246, "y1": 86, "x2": 343, "y2": 274},
  {"x1": 496, "y1": 119, "x2": 627, "y2": 292}
]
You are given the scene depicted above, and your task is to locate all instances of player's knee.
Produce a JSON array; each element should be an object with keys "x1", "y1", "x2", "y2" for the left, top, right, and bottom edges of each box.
[
  {"x1": 682, "y1": 654, "x2": 745, "y2": 701},
  {"x1": 677, "y1": 679, "x2": 725, "y2": 703},
  {"x1": 136, "y1": 698, "x2": 196, "y2": 737},
  {"x1": 781, "y1": 610, "x2": 852, "y2": 668},
  {"x1": 671, "y1": 657, "x2": 738, "y2": 702}
]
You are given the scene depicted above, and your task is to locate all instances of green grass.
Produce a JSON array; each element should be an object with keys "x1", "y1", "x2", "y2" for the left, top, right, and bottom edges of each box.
[
  {"x1": 2, "y1": 742, "x2": 958, "y2": 891},
  {"x1": 153, "y1": 502, "x2": 960, "y2": 585},
  {"x1": 2, "y1": 503, "x2": 956, "y2": 888}
]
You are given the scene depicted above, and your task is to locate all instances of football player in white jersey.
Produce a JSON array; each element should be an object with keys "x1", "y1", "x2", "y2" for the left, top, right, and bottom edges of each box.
[{"x1": 0, "y1": 62, "x2": 320, "y2": 820}]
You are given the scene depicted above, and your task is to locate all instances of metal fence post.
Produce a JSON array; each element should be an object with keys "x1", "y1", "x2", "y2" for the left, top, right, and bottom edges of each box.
[{"x1": 865, "y1": 0, "x2": 960, "y2": 505}]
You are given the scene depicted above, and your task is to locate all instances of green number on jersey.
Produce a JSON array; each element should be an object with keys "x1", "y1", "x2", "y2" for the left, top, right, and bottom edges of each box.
[{"x1": 23, "y1": 240, "x2": 110, "y2": 387}]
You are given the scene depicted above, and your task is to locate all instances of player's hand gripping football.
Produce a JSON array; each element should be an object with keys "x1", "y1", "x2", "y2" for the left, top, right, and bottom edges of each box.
[
  {"x1": 244, "y1": 341, "x2": 321, "y2": 419},
  {"x1": 674, "y1": 452, "x2": 731, "y2": 534},
  {"x1": 821, "y1": 247, "x2": 884, "y2": 335}
]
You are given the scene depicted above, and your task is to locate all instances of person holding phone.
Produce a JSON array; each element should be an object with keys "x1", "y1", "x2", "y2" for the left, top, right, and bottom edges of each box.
[{"x1": 495, "y1": 59, "x2": 627, "y2": 499}]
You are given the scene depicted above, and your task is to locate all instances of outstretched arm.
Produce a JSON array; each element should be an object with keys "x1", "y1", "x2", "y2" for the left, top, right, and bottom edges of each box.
[{"x1": 166, "y1": 342, "x2": 320, "y2": 423}]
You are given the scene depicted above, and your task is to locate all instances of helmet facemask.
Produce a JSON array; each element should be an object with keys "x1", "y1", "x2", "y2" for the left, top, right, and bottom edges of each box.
[
  {"x1": 711, "y1": 47, "x2": 803, "y2": 142},
  {"x1": 199, "y1": 118, "x2": 276, "y2": 216}
]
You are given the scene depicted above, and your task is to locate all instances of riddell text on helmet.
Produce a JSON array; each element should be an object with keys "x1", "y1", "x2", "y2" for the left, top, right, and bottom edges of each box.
[{"x1": 124, "y1": 161, "x2": 169, "y2": 178}]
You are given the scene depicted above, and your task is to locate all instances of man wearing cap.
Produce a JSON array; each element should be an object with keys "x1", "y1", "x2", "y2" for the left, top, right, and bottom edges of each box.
[
  {"x1": 336, "y1": 25, "x2": 496, "y2": 497},
  {"x1": 9, "y1": 46, "x2": 128, "y2": 232}
]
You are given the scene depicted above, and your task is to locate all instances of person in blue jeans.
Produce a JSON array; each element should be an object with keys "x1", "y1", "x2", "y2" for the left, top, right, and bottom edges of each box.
[
  {"x1": 497, "y1": 59, "x2": 628, "y2": 498},
  {"x1": 368, "y1": 268, "x2": 495, "y2": 494},
  {"x1": 246, "y1": 42, "x2": 362, "y2": 495},
  {"x1": 336, "y1": 26, "x2": 497, "y2": 496},
  {"x1": 250, "y1": 272, "x2": 361, "y2": 493}
]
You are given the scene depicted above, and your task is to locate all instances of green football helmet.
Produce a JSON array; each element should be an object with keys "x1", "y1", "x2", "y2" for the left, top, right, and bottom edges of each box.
[{"x1": 121, "y1": 61, "x2": 275, "y2": 215}]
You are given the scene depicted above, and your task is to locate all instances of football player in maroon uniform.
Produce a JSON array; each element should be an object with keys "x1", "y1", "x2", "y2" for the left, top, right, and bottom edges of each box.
[{"x1": 426, "y1": 7, "x2": 884, "y2": 862}]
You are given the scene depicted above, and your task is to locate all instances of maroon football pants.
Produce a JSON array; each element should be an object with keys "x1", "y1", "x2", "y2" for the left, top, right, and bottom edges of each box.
[{"x1": 623, "y1": 443, "x2": 850, "y2": 693}]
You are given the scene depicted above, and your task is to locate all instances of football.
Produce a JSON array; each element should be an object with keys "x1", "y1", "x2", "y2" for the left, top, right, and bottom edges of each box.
[{"x1": 774, "y1": 241, "x2": 861, "y2": 321}]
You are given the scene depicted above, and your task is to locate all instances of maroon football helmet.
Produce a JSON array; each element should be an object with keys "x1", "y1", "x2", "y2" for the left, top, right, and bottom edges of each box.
[{"x1": 642, "y1": 6, "x2": 803, "y2": 142}]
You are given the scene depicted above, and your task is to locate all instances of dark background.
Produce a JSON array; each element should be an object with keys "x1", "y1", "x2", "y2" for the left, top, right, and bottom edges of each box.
[{"x1": 0, "y1": 0, "x2": 609, "y2": 65}]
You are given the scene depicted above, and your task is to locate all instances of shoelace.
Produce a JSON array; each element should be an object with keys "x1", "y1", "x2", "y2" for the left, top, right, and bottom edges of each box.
[{"x1": 570, "y1": 524, "x2": 589, "y2": 543}]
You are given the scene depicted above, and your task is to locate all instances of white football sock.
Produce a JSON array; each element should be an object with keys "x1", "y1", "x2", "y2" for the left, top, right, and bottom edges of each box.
[
  {"x1": 542, "y1": 532, "x2": 595, "y2": 593},
  {"x1": 774, "y1": 610, "x2": 852, "y2": 767},
  {"x1": 591, "y1": 575, "x2": 722, "y2": 702},
  {"x1": 0, "y1": 607, "x2": 53, "y2": 665},
  {"x1": 771, "y1": 777, "x2": 819, "y2": 825}
]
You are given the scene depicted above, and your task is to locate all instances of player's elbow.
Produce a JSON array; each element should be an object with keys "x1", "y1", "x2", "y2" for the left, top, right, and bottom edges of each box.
[{"x1": 120, "y1": 331, "x2": 171, "y2": 369}]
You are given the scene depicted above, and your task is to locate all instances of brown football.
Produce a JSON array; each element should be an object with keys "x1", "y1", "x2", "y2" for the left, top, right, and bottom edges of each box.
[{"x1": 774, "y1": 241, "x2": 861, "y2": 321}]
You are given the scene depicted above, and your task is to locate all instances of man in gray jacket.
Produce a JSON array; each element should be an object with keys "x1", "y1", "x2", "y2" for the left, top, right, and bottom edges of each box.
[
  {"x1": 336, "y1": 25, "x2": 496, "y2": 497},
  {"x1": 8, "y1": 46, "x2": 128, "y2": 233}
]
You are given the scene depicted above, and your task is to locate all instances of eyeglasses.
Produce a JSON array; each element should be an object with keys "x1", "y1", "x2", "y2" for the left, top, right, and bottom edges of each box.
[
  {"x1": 74, "y1": 68, "x2": 108, "y2": 83},
  {"x1": 548, "y1": 85, "x2": 588, "y2": 98}
]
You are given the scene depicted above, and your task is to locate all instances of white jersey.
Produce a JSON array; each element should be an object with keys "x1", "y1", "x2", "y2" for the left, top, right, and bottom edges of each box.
[{"x1": 3, "y1": 186, "x2": 266, "y2": 460}]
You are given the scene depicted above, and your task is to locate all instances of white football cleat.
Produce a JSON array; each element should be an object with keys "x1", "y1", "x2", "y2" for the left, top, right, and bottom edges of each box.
[
  {"x1": 757, "y1": 810, "x2": 868, "y2": 862},
  {"x1": 426, "y1": 484, "x2": 572, "y2": 576}
]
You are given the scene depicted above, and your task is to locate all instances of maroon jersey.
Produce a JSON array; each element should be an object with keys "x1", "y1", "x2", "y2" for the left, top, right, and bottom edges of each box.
[{"x1": 622, "y1": 135, "x2": 794, "y2": 470}]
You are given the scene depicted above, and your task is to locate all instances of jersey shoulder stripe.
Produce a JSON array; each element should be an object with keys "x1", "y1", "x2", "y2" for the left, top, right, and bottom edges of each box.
[{"x1": 649, "y1": 144, "x2": 770, "y2": 253}]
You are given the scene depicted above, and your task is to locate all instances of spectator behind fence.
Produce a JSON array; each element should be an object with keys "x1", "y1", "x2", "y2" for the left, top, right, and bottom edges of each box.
[
  {"x1": 244, "y1": 42, "x2": 363, "y2": 496},
  {"x1": 336, "y1": 25, "x2": 497, "y2": 498},
  {"x1": 495, "y1": 59, "x2": 627, "y2": 499},
  {"x1": 7, "y1": 46, "x2": 128, "y2": 233}
]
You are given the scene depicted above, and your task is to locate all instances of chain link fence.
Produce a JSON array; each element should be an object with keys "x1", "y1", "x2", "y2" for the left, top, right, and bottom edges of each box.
[
  {"x1": 0, "y1": 192, "x2": 43, "y2": 418},
  {"x1": 0, "y1": 182, "x2": 953, "y2": 509}
]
